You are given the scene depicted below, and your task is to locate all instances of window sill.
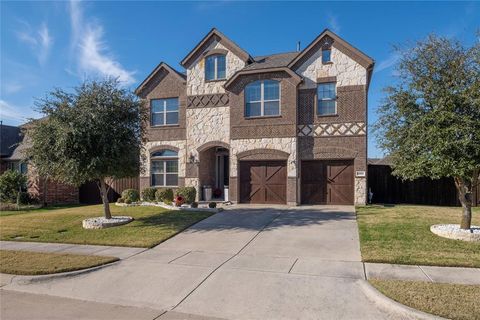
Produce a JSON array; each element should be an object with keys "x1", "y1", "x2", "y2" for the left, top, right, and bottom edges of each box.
[
  {"x1": 244, "y1": 115, "x2": 282, "y2": 120},
  {"x1": 150, "y1": 124, "x2": 180, "y2": 128},
  {"x1": 205, "y1": 78, "x2": 226, "y2": 83},
  {"x1": 316, "y1": 114, "x2": 338, "y2": 118}
]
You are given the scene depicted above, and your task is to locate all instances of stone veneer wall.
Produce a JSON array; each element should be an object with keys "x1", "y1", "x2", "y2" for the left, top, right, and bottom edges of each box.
[
  {"x1": 297, "y1": 47, "x2": 367, "y2": 89},
  {"x1": 355, "y1": 177, "x2": 367, "y2": 205},
  {"x1": 187, "y1": 41, "x2": 246, "y2": 95}
]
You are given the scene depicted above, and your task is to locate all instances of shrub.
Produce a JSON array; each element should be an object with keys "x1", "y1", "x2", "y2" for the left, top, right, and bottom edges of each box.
[
  {"x1": 191, "y1": 202, "x2": 198, "y2": 208},
  {"x1": 155, "y1": 188, "x2": 174, "y2": 202},
  {"x1": 0, "y1": 170, "x2": 27, "y2": 203},
  {"x1": 116, "y1": 197, "x2": 125, "y2": 203},
  {"x1": 176, "y1": 187, "x2": 196, "y2": 204},
  {"x1": 163, "y1": 199, "x2": 172, "y2": 206},
  {"x1": 208, "y1": 202, "x2": 217, "y2": 208},
  {"x1": 17, "y1": 192, "x2": 33, "y2": 205},
  {"x1": 121, "y1": 189, "x2": 139, "y2": 203},
  {"x1": 141, "y1": 187, "x2": 157, "y2": 202},
  {"x1": 124, "y1": 198, "x2": 132, "y2": 204}
]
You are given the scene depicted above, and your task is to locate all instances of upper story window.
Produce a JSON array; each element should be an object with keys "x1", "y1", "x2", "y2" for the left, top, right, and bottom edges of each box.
[
  {"x1": 205, "y1": 54, "x2": 226, "y2": 81},
  {"x1": 245, "y1": 80, "x2": 280, "y2": 117},
  {"x1": 151, "y1": 149, "x2": 178, "y2": 187},
  {"x1": 151, "y1": 98, "x2": 179, "y2": 126},
  {"x1": 322, "y1": 49, "x2": 331, "y2": 64},
  {"x1": 317, "y1": 82, "x2": 337, "y2": 116}
]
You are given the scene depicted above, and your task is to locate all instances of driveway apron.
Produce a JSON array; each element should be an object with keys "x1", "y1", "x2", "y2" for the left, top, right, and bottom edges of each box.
[{"x1": 2, "y1": 205, "x2": 404, "y2": 319}]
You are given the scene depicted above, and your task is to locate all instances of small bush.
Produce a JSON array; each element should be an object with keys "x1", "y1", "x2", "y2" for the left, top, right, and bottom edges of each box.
[
  {"x1": 0, "y1": 170, "x2": 27, "y2": 203},
  {"x1": 124, "y1": 198, "x2": 132, "y2": 204},
  {"x1": 141, "y1": 187, "x2": 157, "y2": 202},
  {"x1": 17, "y1": 192, "x2": 33, "y2": 205},
  {"x1": 191, "y1": 202, "x2": 198, "y2": 208},
  {"x1": 163, "y1": 199, "x2": 172, "y2": 206},
  {"x1": 176, "y1": 187, "x2": 196, "y2": 204},
  {"x1": 116, "y1": 197, "x2": 125, "y2": 203},
  {"x1": 155, "y1": 188, "x2": 174, "y2": 202},
  {"x1": 121, "y1": 189, "x2": 139, "y2": 203},
  {"x1": 208, "y1": 202, "x2": 217, "y2": 208}
]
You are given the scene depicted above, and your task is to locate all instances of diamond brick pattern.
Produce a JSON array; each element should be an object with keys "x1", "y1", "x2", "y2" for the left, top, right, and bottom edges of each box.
[
  {"x1": 187, "y1": 93, "x2": 229, "y2": 108},
  {"x1": 297, "y1": 122, "x2": 366, "y2": 137}
]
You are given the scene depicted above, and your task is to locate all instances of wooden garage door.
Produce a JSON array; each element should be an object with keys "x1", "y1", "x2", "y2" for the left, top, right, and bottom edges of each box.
[
  {"x1": 240, "y1": 161, "x2": 287, "y2": 204},
  {"x1": 301, "y1": 160, "x2": 354, "y2": 205}
]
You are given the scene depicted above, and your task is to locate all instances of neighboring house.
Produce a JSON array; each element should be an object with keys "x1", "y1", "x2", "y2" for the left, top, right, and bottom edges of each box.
[
  {"x1": 0, "y1": 123, "x2": 78, "y2": 205},
  {"x1": 136, "y1": 28, "x2": 374, "y2": 205}
]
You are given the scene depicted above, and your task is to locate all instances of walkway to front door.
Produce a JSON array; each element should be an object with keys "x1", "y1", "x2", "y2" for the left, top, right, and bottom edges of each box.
[{"x1": 3, "y1": 205, "x2": 405, "y2": 319}]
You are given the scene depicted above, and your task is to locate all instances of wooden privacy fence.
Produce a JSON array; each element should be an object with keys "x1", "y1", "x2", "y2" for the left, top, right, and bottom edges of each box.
[
  {"x1": 368, "y1": 165, "x2": 479, "y2": 207},
  {"x1": 79, "y1": 177, "x2": 139, "y2": 204}
]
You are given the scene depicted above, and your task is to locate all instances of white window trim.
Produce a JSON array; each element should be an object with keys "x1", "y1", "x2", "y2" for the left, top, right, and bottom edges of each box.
[
  {"x1": 151, "y1": 99, "x2": 179, "y2": 127},
  {"x1": 150, "y1": 154, "x2": 179, "y2": 187},
  {"x1": 317, "y1": 82, "x2": 337, "y2": 116},
  {"x1": 206, "y1": 54, "x2": 226, "y2": 81},
  {"x1": 245, "y1": 80, "x2": 281, "y2": 118}
]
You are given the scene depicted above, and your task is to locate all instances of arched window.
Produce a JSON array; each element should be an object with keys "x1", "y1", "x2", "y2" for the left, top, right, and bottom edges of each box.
[
  {"x1": 151, "y1": 149, "x2": 178, "y2": 187},
  {"x1": 205, "y1": 54, "x2": 226, "y2": 81},
  {"x1": 245, "y1": 80, "x2": 280, "y2": 117}
]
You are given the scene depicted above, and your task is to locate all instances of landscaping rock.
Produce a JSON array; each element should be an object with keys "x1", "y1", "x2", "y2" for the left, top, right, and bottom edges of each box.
[
  {"x1": 430, "y1": 224, "x2": 480, "y2": 242},
  {"x1": 82, "y1": 216, "x2": 134, "y2": 229}
]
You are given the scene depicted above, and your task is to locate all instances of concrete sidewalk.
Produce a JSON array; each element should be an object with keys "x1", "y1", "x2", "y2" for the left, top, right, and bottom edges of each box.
[
  {"x1": 0, "y1": 241, "x2": 146, "y2": 259},
  {"x1": 365, "y1": 262, "x2": 480, "y2": 285}
]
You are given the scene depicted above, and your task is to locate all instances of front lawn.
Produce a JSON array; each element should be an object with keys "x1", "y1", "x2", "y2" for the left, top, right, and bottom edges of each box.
[
  {"x1": 357, "y1": 205, "x2": 480, "y2": 267},
  {"x1": 0, "y1": 250, "x2": 118, "y2": 275},
  {"x1": 370, "y1": 279, "x2": 480, "y2": 320},
  {"x1": 0, "y1": 204, "x2": 213, "y2": 247}
]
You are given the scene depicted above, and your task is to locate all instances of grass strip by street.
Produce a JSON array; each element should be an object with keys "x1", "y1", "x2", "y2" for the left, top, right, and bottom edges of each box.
[
  {"x1": 0, "y1": 250, "x2": 118, "y2": 275},
  {"x1": 0, "y1": 204, "x2": 214, "y2": 248},
  {"x1": 357, "y1": 205, "x2": 480, "y2": 267},
  {"x1": 369, "y1": 279, "x2": 480, "y2": 320}
]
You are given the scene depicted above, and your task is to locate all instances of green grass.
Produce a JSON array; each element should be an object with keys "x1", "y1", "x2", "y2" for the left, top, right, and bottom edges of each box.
[
  {"x1": 0, "y1": 204, "x2": 213, "y2": 248},
  {"x1": 357, "y1": 205, "x2": 480, "y2": 267},
  {"x1": 370, "y1": 279, "x2": 480, "y2": 320},
  {"x1": 0, "y1": 250, "x2": 118, "y2": 275}
]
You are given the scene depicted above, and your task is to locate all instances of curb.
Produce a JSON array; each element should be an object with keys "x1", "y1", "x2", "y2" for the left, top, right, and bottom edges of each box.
[
  {"x1": 4, "y1": 260, "x2": 121, "y2": 285},
  {"x1": 358, "y1": 280, "x2": 446, "y2": 320}
]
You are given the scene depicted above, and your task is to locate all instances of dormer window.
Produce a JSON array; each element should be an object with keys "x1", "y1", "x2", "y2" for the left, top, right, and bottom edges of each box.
[
  {"x1": 322, "y1": 49, "x2": 332, "y2": 64},
  {"x1": 205, "y1": 54, "x2": 226, "y2": 81}
]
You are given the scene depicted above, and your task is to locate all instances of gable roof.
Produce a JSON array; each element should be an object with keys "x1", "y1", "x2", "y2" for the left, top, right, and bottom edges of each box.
[
  {"x1": 135, "y1": 62, "x2": 185, "y2": 96},
  {"x1": 180, "y1": 28, "x2": 252, "y2": 68},
  {"x1": 0, "y1": 124, "x2": 22, "y2": 158},
  {"x1": 288, "y1": 29, "x2": 374, "y2": 70},
  {"x1": 243, "y1": 52, "x2": 300, "y2": 71}
]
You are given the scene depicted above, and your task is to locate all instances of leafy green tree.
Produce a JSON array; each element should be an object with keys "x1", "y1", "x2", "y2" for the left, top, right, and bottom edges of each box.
[
  {"x1": 375, "y1": 34, "x2": 480, "y2": 229},
  {"x1": 0, "y1": 170, "x2": 27, "y2": 203},
  {"x1": 27, "y1": 79, "x2": 147, "y2": 219}
]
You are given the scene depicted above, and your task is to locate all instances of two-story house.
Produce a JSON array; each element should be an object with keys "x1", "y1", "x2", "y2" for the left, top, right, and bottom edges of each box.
[{"x1": 135, "y1": 28, "x2": 374, "y2": 205}]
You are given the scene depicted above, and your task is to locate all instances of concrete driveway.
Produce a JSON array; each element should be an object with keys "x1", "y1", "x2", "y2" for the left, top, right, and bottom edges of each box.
[{"x1": 2, "y1": 205, "x2": 402, "y2": 320}]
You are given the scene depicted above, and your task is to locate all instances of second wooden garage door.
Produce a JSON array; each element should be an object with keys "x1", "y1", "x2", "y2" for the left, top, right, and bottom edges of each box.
[
  {"x1": 240, "y1": 161, "x2": 287, "y2": 204},
  {"x1": 301, "y1": 160, "x2": 354, "y2": 205}
]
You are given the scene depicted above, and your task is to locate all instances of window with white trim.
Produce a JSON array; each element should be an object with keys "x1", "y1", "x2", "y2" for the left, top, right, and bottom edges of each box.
[
  {"x1": 151, "y1": 98, "x2": 179, "y2": 126},
  {"x1": 205, "y1": 54, "x2": 226, "y2": 81},
  {"x1": 150, "y1": 150, "x2": 178, "y2": 187},
  {"x1": 317, "y1": 82, "x2": 337, "y2": 115},
  {"x1": 245, "y1": 80, "x2": 280, "y2": 117}
]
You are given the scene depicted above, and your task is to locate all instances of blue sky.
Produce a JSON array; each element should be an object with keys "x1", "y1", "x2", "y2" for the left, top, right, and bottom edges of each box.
[{"x1": 1, "y1": 1, "x2": 479, "y2": 157}]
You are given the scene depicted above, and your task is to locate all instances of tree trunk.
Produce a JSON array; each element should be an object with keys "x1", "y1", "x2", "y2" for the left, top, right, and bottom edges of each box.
[
  {"x1": 99, "y1": 178, "x2": 112, "y2": 219},
  {"x1": 454, "y1": 176, "x2": 472, "y2": 230}
]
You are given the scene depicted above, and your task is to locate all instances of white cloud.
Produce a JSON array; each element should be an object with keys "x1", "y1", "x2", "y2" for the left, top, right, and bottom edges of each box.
[
  {"x1": 16, "y1": 22, "x2": 53, "y2": 65},
  {"x1": 4, "y1": 82, "x2": 23, "y2": 94},
  {"x1": 327, "y1": 14, "x2": 341, "y2": 34},
  {"x1": 375, "y1": 53, "x2": 400, "y2": 73},
  {"x1": 0, "y1": 100, "x2": 37, "y2": 124},
  {"x1": 68, "y1": 1, "x2": 135, "y2": 85}
]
